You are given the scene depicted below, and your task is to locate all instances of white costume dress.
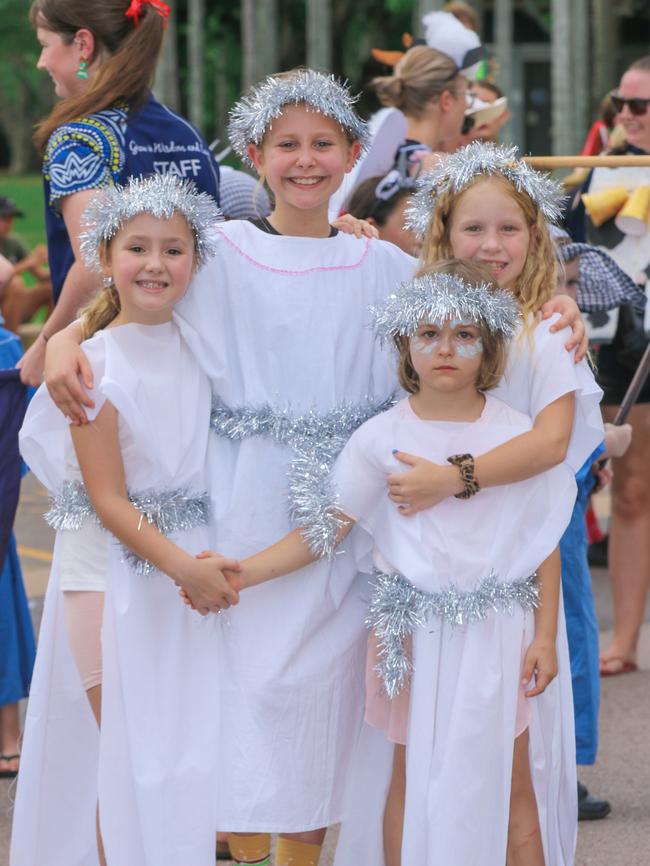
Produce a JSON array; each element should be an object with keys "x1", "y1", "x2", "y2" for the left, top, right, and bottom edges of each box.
[
  {"x1": 333, "y1": 321, "x2": 603, "y2": 866},
  {"x1": 176, "y1": 220, "x2": 417, "y2": 831},
  {"x1": 11, "y1": 321, "x2": 221, "y2": 866}
]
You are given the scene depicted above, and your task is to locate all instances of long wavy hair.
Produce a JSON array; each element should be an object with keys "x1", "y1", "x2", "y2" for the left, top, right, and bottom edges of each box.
[
  {"x1": 419, "y1": 173, "x2": 557, "y2": 328},
  {"x1": 31, "y1": 0, "x2": 165, "y2": 151}
]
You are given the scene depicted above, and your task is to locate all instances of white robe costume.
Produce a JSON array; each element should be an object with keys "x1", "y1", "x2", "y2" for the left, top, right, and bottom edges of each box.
[
  {"x1": 333, "y1": 320, "x2": 603, "y2": 866},
  {"x1": 177, "y1": 221, "x2": 417, "y2": 831},
  {"x1": 11, "y1": 321, "x2": 221, "y2": 866}
]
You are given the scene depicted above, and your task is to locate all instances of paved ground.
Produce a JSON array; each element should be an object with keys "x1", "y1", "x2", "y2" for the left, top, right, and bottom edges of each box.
[{"x1": 2, "y1": 477, "x2": 649, "y2": 865}]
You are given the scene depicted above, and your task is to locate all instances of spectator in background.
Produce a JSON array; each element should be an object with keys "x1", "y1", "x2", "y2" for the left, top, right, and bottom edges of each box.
[
  {"x1": 568, "y1": 55, "x2": 650, "y2": 677},
  {"x1": 219, "y1": 165, "x2": 271, "y2": 221},
  {"x1": 0, "y1": 197, "x2": 53, "y2": 334},
  {"x1": 581, "y1": 95, "x2": 618, "y2": 156},
  {"x1": 346, "y1": 164, "x2": 420, "y2": 257},
  {"x1": 443, "y1": 0, "x2": 479, "y2": 32},
  {"x1": 0, "y1": 323, "x2": 36, "y2": 779},
  {"x1": 18, "y1": 0, "x2": 220, "y2": 387},
  {"x1": 372, "y1": 44, "x2": 468, "y2": 172}
]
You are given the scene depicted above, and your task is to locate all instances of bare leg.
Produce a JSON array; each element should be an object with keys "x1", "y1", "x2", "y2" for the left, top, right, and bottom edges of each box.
[
  {"x1": 277, "y1": 829, "x2": 326, "y2": 846},
  {"x1": 506, "y1": 730, "x2": 544, "y2": 866},
  {"x1": 0, "y1": 702, "x2": 21, "y2": 773},
  {"x1": 383, "y1": 744, "x2": 406, "y2": 866},
  {"x1": 63, "y1": 592, "x2": 106, "y2": 866},
  {"x1": 600, "y1": 404, "x2": 650, "y2": 670}
]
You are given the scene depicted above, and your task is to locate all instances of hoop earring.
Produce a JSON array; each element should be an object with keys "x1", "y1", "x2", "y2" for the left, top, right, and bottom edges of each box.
[{"x1": 76, "y1": 57, "x2": 88, "y2": 80}]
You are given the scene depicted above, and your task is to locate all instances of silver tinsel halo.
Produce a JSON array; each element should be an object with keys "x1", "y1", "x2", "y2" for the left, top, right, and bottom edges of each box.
[
  {"x1": 405, "y1": 141, "x2": 565, "y2": 238},
  {"x1": 368, "y1": 568, "x2": 540, "y2": 699},
  {"x1": 227, "y1": 69, "x2": 370, "y2": 167},
  {"x1": 371, "y1": 272, "x2": 521, "y2": 342},
  {"x1": 79, "y1": 174, "x2": 222, "y2": 272}
]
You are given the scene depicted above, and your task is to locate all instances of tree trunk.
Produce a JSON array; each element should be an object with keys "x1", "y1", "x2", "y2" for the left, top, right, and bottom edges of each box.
[
  {"x1": 154, "y1": 4, "x2": 180, "y2": 111},
  {"x1": 592, "y1": 0, "x2": 617, "y2": 113},
  {"x1": 187, "y1": 0, "x2": 205, "y2": 130},
  {"x1": 494, "y1": 0, "x2": 514, "y2": 143},
  {"x1": 572, "y1": 0, "x2": 590, "y2": 148},
  {"x1": 551, "y1": 0, "x2": 574, "y2": 155},
  {"x1": 256, "y1": 0, "x2": 279, "y2": 77},
  {"x1": 413, "y1": 0, "x2": 444, "y2": 36},
  {"x1": 306, "y1": 0, "x2": 332, "y2": 73},
  {"x1": 241, "y1": 0, "x2": 257, "y2": 90}
]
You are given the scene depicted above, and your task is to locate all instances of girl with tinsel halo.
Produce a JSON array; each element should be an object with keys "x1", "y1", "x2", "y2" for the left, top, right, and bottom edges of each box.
[
  {"x1": 45, "y1": 78, "x2": 585, "y2": 866},
  {"x1": 11, "y1": 174, "x2": 239, "y2": 866},
  {"x1": 195, "y1": 258, "x2": 581, "y2": 866},
  {"x1": 18, "y1": 0, "x2": 221, "y2": 387}
]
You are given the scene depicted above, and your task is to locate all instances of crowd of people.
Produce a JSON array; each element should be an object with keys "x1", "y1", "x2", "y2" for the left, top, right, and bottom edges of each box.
[{"x1": 1, "y1": 1, "x2": 649, "y2": 865}]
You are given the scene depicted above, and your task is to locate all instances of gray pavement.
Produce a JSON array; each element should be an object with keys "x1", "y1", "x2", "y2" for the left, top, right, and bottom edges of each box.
[{"x1": 2, "y1": 475, "x2": 649, "y2": 865}]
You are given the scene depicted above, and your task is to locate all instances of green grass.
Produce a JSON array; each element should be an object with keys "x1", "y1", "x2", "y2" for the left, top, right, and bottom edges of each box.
[{"x1": 0, "y1": 174, "x2": 46, "y2": 249}]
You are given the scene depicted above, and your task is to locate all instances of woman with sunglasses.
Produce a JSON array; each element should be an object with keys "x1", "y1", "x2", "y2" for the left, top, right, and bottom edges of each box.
[{"x1": 569, "y1": 56, "x2": 650, "y2": 684}]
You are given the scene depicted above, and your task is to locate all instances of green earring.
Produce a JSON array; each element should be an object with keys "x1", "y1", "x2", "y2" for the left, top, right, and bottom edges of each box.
[{"x1": 76, "y1": 58, "x2": 88, "y2": 80}]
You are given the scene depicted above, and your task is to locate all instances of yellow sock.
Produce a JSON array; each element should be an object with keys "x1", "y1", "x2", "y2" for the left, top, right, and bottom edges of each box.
[
  {"x1": 275, "y1": 837, "x2": 321, "y2": 866},
  {"x1": 228, "y1": 832, "x2": 271, "y2": 865}
]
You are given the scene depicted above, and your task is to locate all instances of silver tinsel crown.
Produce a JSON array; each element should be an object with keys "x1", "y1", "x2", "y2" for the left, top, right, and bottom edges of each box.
[
  {"x1": 405, "y1": 141, "x2": 565, "y2": 238},
  {"x1": 228, "y1": 69, "x2": 370, "y2": 167},
  {"x1": 372, "y1": 272, "x2": 521, "y2": 342},
  {"x1": 79, "y1": 174, "x2": 222, "y2": 271}
]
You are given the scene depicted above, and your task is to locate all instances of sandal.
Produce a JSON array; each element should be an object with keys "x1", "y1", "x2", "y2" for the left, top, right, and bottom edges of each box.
[
  {"x1": 0, "y1": 753, "x2": 20, "y2": 778},
  {"x1": 599, "y1": 657, "x2": 638, "y2": 677}
]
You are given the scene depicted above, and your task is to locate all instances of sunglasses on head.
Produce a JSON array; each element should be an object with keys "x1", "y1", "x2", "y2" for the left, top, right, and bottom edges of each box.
[{"x1": 610, "y1": 92, "x2": 650, "y2": 115}]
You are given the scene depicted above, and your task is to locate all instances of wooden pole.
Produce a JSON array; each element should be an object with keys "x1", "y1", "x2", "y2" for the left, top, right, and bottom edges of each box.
[{"x1": 524, "y1": 155, "x2": 650, "y2": 169}]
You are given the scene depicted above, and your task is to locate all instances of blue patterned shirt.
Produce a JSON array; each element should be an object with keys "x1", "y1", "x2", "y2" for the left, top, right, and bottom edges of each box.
[{"x1": 43, "y1": 93, "x2": 220, "y2": 301}]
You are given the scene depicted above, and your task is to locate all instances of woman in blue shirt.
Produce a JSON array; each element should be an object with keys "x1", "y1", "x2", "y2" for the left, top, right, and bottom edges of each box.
[{"x1": 19, "y1": 0, "x2": 220, "y2": 385}]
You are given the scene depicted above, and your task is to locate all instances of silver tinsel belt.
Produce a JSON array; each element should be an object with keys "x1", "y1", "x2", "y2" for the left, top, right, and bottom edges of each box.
[
  {"x1": 45, "y1": 479, "x2": 210, "y2": 576},
  {"x1": 210, "y1": 393, "x2": 397, "y2": 557},
  {"x1": 368, "y1": 568, "x2": 539, "y2": 699}
]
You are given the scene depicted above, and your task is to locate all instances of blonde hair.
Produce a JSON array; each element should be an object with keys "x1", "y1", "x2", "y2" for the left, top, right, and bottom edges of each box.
[
  {"x1": 420, "y1": 174, "x2": 556, "y2": 326},
  {"x1": 395, "y1": 258, "x2": 509, "y2": 394},
  {"x1": 373, "y1": 45, "x2": 461, "y2": 119},
  {"x1": 79, "y1": 268, "x2": 120, "y2": 339}
]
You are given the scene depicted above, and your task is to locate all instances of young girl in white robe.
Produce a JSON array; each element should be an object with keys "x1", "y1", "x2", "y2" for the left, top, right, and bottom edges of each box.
[
  {"x1": 11, "y1": 175, "x2": 238, "y2": 866},
  {"x1": 44, "y1": 91, "x2": 590, "y2": 866},
  {"x1": 208, "y1": 259, "x2": 586, "y2": 866}
]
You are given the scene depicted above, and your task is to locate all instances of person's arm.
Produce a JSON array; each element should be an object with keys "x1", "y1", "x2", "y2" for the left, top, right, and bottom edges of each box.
[
  {"x1": 13, "y1": 243, "x2": 48, "y2": 277},
  {"x1": 541, "y1": 294, "x2": 587, "y2": 360},
  {"x1": 17, "y1": 189, "x2": 104, "y2": 386},
  {"x1": 71, "y1": 400, "x2": 240, "y2": 613},
  {"x1": 180, "y1": 517, "x2": 357, "y2": 611},
  {"x1": 0, "y1": 253, "x2": 14, "y2": 294},
  {"x1": 388, "y1": 392, "x2": 575, "y2": 514},
  {"x1": 234, "y1": 518, "x2": 355, "y2": 589},
  {"x1": 39, "y1": 319, "x2": 94, "y2": 423},
  {"x1": 331, "y1": 213, "x2": 379, "y2": 238},
  {"x1": 521, "y1": 546, "x2": 560, "y2": 697}
]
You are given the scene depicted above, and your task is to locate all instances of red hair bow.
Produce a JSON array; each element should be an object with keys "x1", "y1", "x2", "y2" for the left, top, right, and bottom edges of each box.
[{"x1": 125, "y1": 0, "x2": 170, "y2": 27}]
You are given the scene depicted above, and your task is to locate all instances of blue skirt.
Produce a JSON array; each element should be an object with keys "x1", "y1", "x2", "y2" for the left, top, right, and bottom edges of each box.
[{"x1": 0, "y1": 534, "x2": 36, "y2": 706}]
